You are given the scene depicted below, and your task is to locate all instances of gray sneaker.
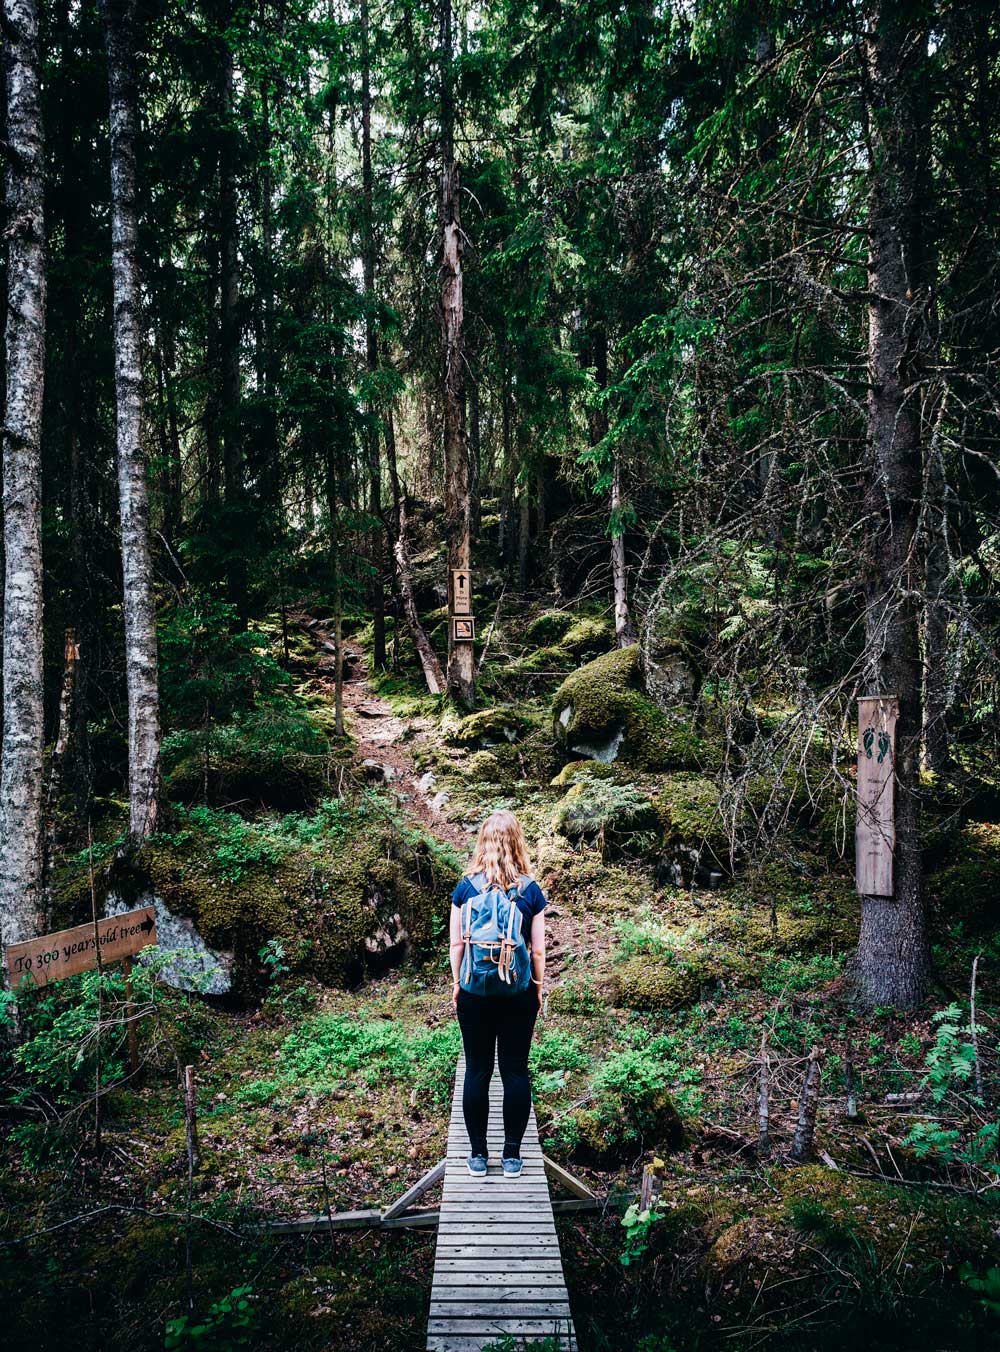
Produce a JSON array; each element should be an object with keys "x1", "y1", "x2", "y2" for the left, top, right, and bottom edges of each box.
[
  {"x1": 501, "y1": 1155, "x2": 523, "y2": 1178},
  {"x1": 466, "y1": 1153, "x2": 488, "y2": 1177}
]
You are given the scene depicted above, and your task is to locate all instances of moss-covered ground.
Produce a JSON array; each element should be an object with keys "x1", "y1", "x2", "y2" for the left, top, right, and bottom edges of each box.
[{"x1": 3, "y1": 595, "x2": 999, "y2": 1352}]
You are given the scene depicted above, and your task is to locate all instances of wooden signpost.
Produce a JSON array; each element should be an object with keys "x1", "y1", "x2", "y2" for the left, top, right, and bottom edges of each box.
[
  {"x1": 5, "y1": 907, "x2": 156, "y2": 1074},
  {"x1": 449, "y1": 567, "x2": 474, "y2": 642},
  {"x1": 855, "y1": 696, "x2": 898, "y2": 897},
  {"x1": 5, "y1": 906, "x2": 157, "y2": 989}
]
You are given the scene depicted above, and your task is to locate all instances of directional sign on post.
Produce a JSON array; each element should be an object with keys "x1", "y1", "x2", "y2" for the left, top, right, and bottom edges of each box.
[
  {"x1": 855, "y1": 696, "x2": 898, "y2": 897},
  {"x1": 5, "y1": 906, "x2": 157, "y2": 989},
  {"x1": 450, "y1": 568, "x2": 472, "y2": 616}
]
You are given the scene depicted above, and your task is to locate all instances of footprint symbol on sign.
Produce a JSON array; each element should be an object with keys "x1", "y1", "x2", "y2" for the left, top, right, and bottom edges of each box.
[
  {"x1": 862, "y1": 727, "x2": 875, "y2": 759},
  {"x1": 877, "y1": 730, "x2": 891, "y2": 764}
]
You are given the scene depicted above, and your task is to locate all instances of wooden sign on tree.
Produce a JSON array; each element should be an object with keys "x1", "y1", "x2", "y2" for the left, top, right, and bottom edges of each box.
[{"x1": 855, "y1": 696, "x2": 898, "y2": 897}]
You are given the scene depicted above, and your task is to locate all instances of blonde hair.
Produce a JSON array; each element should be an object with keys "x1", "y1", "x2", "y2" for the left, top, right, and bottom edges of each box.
[{"x1": 465, "y1": 809, "x2": 532, "y2": 890}]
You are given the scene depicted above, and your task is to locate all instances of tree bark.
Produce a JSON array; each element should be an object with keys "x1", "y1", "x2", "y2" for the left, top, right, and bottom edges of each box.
[
  {"x1": 361, "y1": 0, "x2": 386, "y2": 669},
  {"x1": 586, "y1": 325, "x2": 635, "y2": 646},
  {"x1": 851, "y1": 2, "x2": 931, "y2": 1008},
  {"x1": 218, "y1": 19, "x2": 247, "y2": 627},
  {"x1": 100, "y1": 0, "x2": 161, "y2": 840},
  {"x1": 395, "y1": 499, "x2": 446, "y2": 696},
  {"x1": 439, "y1": 0, "x2": 474, "y2": 706},
  {"x1": 1, "y1": 0, "x2": 47, "y2": 951}
]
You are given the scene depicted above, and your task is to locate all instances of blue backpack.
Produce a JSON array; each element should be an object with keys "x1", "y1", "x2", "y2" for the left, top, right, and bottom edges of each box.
[{"x1": 458, "y1": 872, "x2": 533, "y2": 996}]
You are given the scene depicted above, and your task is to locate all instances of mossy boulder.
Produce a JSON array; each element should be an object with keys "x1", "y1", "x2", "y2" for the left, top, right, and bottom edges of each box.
[
  {"x1": 549, "y1": 759, "x2": 623, "y2": 787},
  {"x1": 552, "y1": 645, "x2": 709, "y2": 769},
  {"x1": 705, "y1": 1166, "x2": 996, "y2": 1337},
  {"x1": 525, "y1": 610, "x2": 576, "y2": 645},
  {"x1": 563, "y1": 1086, "x2": 685, "y2": 1169},
  {"x1": 559, "y1": 615, "x2": 615, "y2": 659},
  {"x1": 610, "y1": 955, "x2": 707, "y2": 1010},
  {"x1": 448, "y1": 706, "x2": 531, "y2": 748},
  {"x1": 551, "y1": 779, "x2": 657, "y2": 854},
  {"x1": 639, "y1": 609, "x2": 700, "y2": 713},
  {"x1": 653, "y1": 773, "x2": 731, "y2": 880},
  {"x1": 61, "y1": 808, "x2": 448, "y2": 1001}
]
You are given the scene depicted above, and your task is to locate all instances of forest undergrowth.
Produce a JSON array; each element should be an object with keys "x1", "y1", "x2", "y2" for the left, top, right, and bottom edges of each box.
[{"x1": 2, "y1": 587, "x2": 999, "y2": 1352}]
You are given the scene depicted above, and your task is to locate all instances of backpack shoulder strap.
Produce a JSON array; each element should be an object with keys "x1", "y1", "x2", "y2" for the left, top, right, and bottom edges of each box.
[{"x1": 468, "y1": 871, "x2": 489, "y2": 895}]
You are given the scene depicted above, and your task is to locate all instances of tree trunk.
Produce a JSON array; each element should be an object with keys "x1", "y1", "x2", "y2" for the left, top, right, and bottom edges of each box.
[
  {"x1": 850, "y1": 3, "x2": 930, "y2": 1008},
  {"x1": 395, "y1": 500, "x2": 446, "y2": 696},
  {"x1": 361, "y1": 0, "x2": 386, "y2": 669},
  {"x1": 1, "y1": 0, "x2": 47, "y2": 951},
  {"x1": 587, "y1": 325, "x2": 635, "y2": 645},
  {"x1": 100, "y1": 0, "x2": 161, "y2": 840},
  {"x1": 439, "y1": 0, "x2": 474, "y2": 706}
]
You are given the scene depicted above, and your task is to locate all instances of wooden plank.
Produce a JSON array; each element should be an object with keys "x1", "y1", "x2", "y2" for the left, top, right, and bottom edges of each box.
[
  {"x1": 855, "y1": 695, "x2": 898, "y2": 896},
  {"x1": 429, "y1": 1053, "x2": 575, "y2": 1350},
  {"x1": 5, "y1": 905, "x2": 157, "y2": 988},
  {"x1": 543, "y1": 1153, "x2": 596, "y2": 1200},
  {"x1": 428, "y1": 1340, "x2": 575, "y2": 1352},
  {"x1": 382, "y1": 1158, "x2": 446, "y2": 1221}
]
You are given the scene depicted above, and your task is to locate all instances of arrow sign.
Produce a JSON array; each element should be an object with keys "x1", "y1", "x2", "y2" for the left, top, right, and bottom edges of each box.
[
  {"x1": 5, "y1": 906, "x2": 158, "y2": 989},
  {"x1": 450, "y1": 568, "x2": 472, "y2": 616}
]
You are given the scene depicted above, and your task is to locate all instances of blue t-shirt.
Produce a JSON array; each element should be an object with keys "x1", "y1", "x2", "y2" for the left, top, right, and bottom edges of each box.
[{"x1": 452, "y1": 874, "x2": 547, "y2": 945}]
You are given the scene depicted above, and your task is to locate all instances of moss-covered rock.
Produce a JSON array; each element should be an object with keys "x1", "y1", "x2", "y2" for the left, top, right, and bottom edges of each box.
[
  {"x1": 610, "y1": 955, "x2": 707, "y2": 1010},
  {"x1": 552, "y1": 645, "x2": 710, "y2": 770},
  {"x1": 56, "y1": 805, "x2": 449, "y2": 1001},
  {"x1": 559, "y1": 615, "x2": 615, "y2": 659},
  {"x1": 448, "y1": 706, "x2": 531, "y2": 748},
  {"x1": 551, "y1": 779, "x2": 657, "y2": 854},
  {"x1": 563, "y1": 1085, "x2": 685, "y2": 1168},
  {"x1": 705, "y1": 1166, "x2": 996, "y2": 1338},
  {"x1": 638, "y1": 610, "x2": 700, "y2": 713},
  {"x1": 653, "y1": 773, "x2": 731, "y2": 879},
  {"x1": 549, "y1": 759, "x2": 622, "y2": 787},
  {"x1": 525, "y1": 610, "x2": 576, "y2": 645}
]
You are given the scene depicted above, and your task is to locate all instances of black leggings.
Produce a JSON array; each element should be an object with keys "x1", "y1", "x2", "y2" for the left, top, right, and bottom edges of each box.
[{"x1": 456, "y1": 987, "x2": 538, "y2": 1157}]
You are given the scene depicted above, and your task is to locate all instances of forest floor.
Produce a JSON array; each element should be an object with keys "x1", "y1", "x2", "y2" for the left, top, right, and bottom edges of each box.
[{"x1": 3, "y1": 597, "x2": 1000, "y2": 1352}]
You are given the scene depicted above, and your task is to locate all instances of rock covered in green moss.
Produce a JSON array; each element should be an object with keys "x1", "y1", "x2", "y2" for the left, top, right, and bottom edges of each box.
[
  {"x1": 559, "y1": 614, "x2": 615, "y2": 659},
  {"x1": 551, "y1": 778, "x2": 656, "y2": 852},
  {"x1": 550, "y1": 758, "x2": 627, "y2": 787},
  {"x1": 653, "y1": 773, "x2": 731, "y2": 880},
  {"x1": 525, "y1": 610, "x2": 576, "y2": 645},
  {"x1": 639, "y1": 609, "x2": 700, "y2": 712},
  {"x1": 67, "y1": 805, "x2": 448, "y2": 1001},
  {"x1": 552, "y1": 645, "x2": 709, "y2": 769},
  {"x1": 610, "y1": 954, "x2": 707, "y2": 1010},
  {"x1": 705, "y1": 1165, "x2": 996, "y2": 1336},
  {"x1": 448, "y1": 706, "x2": 531, "y2": 748},
  {"x1": 564, "y1": 1084, "x2": 685, "y2": 1168}
]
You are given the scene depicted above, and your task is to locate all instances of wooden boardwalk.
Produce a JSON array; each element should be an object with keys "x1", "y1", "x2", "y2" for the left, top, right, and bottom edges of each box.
[{"x1": 426, "y1": 1053, "x2": 577, "y2": 1351}]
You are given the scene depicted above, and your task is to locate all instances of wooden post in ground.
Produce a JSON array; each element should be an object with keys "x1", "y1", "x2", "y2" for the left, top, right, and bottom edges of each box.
[
  {"x1": 122, "y1": 956, "x2": 138, "y2": 1075},
  {"x1": 183, "y1": 1064, "x2": 199, "y2": 1169},
  {"x1": 639, "y1": 1156, "x2": 664, "y2": 1212}
]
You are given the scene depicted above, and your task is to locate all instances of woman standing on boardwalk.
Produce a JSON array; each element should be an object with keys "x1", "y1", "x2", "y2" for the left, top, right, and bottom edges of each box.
[{"x1": 449, "y1": 809, "x2": 547, "y2": 1178}]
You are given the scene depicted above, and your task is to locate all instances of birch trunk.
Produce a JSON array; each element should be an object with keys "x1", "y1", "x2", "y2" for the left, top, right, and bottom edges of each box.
[
  {"x1": 219, "y1": 23, "x2": 247, "y2": 626},
  {"x1": 439, "y1": 0, "x2": 474, "y2": 706},
  {"x1": 100, "y1": 0, "x2": 161, "y2": 840},
  {"x1": 851, "y1": 3, "x2": 930, "y2": 1007},
  {"x1": 361, "y1": 0, "x2": 386, "y2": 669},
  {"x1": 1, "y1": 0, "x2": 47, "y2": 950}
]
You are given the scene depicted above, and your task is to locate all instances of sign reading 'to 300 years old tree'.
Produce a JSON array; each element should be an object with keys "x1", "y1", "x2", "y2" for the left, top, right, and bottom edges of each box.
[
  {"x1": 5, "y1": 907, "x2": 157, "y2": 989},
  {"x1": 855, "y1": 696, "x2": 898, "y2": 898}
]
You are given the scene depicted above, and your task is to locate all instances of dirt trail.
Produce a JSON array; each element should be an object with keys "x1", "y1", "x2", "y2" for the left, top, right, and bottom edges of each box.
[{"x1": 295, "y1": 614, "x2": 473, "y2": 854}]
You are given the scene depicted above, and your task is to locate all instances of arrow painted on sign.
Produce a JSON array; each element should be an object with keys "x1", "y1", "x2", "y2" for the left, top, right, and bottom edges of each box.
[{"x1": 140, "y1": 913, "x2": 155, "y2": 936}]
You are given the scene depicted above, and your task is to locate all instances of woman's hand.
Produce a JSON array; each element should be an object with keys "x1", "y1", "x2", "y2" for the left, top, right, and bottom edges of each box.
[{"x1": 451, "y1": 981, "x2": 461, "y2": 1009}]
